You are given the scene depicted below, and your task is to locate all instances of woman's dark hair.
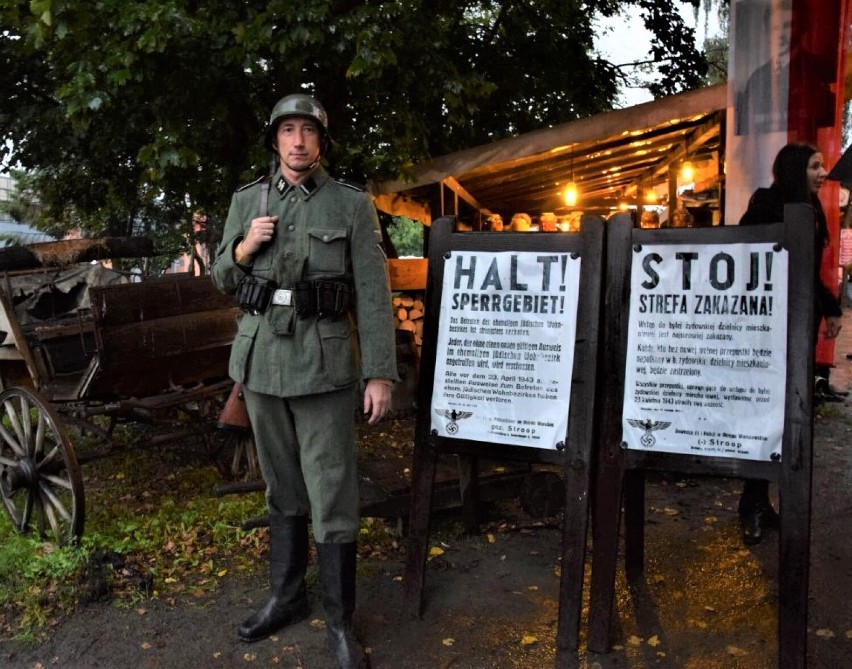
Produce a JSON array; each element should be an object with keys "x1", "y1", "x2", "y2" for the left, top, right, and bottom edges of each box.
[{"x1": 772, "y1": 142, "x2": 820, "y2": 203}]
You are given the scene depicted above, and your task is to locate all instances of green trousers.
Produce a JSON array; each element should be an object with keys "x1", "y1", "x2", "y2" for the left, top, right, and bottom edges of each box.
[{"x1": 243, "y1": 384, "x2": 360, "y2": 543}]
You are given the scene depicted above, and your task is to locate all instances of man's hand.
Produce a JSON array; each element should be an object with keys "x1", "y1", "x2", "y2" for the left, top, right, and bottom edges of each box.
[
  {"x1": 239, "y1": 215, "x2": 279, "y2": 257},
  {"x1": 363, "y1": 379, "x2": 392, "y2": 425}
]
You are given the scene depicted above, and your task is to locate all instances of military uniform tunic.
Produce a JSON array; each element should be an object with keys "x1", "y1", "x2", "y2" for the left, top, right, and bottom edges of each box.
[{"x1": 211, "y1": 166, "x2": 398, "y2": 542}]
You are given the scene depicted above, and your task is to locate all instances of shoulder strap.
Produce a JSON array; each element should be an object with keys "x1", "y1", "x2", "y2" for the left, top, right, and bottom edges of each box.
[{"x1": 259, "y1": 176, "x2": 271, "y2": 216}]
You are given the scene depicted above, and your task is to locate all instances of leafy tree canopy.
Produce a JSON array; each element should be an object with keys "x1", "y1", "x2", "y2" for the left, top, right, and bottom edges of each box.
[{"x1": 0, "y1": 0, "x2": 710, "y2": 254}]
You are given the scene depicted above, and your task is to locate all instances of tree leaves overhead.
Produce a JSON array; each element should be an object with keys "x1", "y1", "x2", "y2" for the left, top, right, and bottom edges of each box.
[{"x1": 0, "y1": 0, "x2": 709, "y2": 244}]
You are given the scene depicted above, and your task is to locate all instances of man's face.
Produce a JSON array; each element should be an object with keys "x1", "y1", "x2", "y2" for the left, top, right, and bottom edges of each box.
[{"x1": 276, "y1": 117, "x2": 321, "y2": 174}]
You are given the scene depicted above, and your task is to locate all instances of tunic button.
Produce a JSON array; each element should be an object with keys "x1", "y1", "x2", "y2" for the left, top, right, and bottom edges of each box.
[
  {"x1": 290, "y1": 196, "x2": 297, "y2": 203},
  {"x1": 323, "y1": 235, "x2": 330, "y2": 241},
  {"x1": 288, "y1": 225, "x2": 295, "y2": 231}
]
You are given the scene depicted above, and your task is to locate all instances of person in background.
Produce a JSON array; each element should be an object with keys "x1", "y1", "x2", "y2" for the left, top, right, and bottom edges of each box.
[
  {"x1": 668, "y1": 207, "x2": 694, "y2": 228},
  {"x1": 486, "y1": 213, "x2": 504, "y2": 231},
  {"x1": 510, "y1": 212, "x2": 532, "y2": 231},
  {"x1": 640, "y1": 210, "x2": 660, "y2": 228},
  {"x1": 539, "y1": 211, "x2": 558, "y2": 232},
  {"x1": 211, "y1": 93, "x2": 398, "y2": 668},
  {"x1": 737, "y1": 141, "x2": 842, "y2": 546}
]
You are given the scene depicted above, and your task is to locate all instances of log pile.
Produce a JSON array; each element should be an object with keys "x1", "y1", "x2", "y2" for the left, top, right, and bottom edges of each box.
[{"x1": 393, "y1": 291, "x2": 425, "y2": 357}]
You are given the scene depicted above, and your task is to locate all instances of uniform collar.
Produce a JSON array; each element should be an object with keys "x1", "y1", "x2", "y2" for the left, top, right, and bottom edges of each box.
[{"x1": 275, "y1": 166, "x2": 329, "y2": 200}]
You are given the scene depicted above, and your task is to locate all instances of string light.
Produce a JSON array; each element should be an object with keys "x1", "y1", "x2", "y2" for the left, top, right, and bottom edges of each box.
[
  {"x1": 564, "y1": 182, "x2": 578, "y2": 207},
  {"x1": 564, "y1": 149, "x2": 579, "y2": 207}
]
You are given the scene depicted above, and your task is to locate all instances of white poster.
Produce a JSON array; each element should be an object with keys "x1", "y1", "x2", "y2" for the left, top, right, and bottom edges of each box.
[
  {"x1": 622, "y1": 243, "x2": 788, "y2": 461},
  {"x1": 430, "y1": 251, "x2": 582, "y2": 450}
]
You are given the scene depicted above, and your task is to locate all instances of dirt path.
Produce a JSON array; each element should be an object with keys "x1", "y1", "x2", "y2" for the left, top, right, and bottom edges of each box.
[{"x1": 3, "y1": 338, "x2": 852, "y2": 668}]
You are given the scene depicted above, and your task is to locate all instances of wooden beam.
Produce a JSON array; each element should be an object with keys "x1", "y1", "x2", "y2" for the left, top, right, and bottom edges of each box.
[
  {"x1": 623, "y1": 112, "x2": 723, "y2": 197},
  {"x1": 441, "y1": 177, "x2": 492, "y2": 216}
]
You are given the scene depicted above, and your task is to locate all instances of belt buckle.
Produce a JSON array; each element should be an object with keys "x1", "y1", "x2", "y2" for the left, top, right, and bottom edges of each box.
[{"x1": 271, "y1": 289, "x2": 293, "y2": 307}]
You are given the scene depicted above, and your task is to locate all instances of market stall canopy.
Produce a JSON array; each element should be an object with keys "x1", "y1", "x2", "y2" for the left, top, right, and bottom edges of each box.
[{"x1": 369, "y1": 84, "x2": 727, "y2": 225}]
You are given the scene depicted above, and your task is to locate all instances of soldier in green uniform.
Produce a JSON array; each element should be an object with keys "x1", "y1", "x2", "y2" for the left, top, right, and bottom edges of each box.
[{"x1": 211, "y1": 93, "x2": 398, "y2": 669}]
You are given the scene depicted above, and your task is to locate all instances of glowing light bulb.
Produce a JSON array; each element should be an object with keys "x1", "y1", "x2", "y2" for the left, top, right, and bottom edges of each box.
[
  {"x1": 564, "y1": 182, "x2": 578, "y2": 207},
  {"x1": 681, "y1": 160, "x2": 694, "y2": 181}
]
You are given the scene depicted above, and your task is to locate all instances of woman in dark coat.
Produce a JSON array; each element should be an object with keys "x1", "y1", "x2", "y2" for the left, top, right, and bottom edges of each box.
[{"x1": 737, "y1": 142, "x2": 842, "y2": 545}]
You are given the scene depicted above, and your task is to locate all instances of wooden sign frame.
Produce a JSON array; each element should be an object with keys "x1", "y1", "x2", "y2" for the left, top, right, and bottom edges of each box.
[
  {"x1": 404, "y1": 215, "x2": 605, "y2": 665},
  {"x1": 587, "y1": 206, "x2": 817, "y2": 669}
]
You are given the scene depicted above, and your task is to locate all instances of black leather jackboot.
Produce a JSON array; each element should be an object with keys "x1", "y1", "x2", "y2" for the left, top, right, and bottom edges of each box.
[
  {"x1": 317, "y1": 542, "x2": 370, "y2": 669},
  {"x1": 239, "y1": 514, "x2": 311, "y2": 642},
  {"x1": 738, "y1": 479, "x2": 779, "y2": 546}
]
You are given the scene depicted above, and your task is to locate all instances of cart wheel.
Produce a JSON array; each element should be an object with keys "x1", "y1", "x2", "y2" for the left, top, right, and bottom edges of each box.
[
  {"x1": 215, "y1": 430, "x2": 259, "y2": 482},
  {"x1": 519, "y1": 471, "x2": 565, "y2": 519},
  {"x1": 196, "y1": 394, "x2": 259, "y2": 482},
  {"x1": 0, "y1": 387, "x2": 84, "y2": 546}
]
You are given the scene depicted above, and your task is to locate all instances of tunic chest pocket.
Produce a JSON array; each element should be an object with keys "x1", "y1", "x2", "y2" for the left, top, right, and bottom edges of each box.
[{"x1": 307, "y1": 228, "x2": 347, "y2": 274}]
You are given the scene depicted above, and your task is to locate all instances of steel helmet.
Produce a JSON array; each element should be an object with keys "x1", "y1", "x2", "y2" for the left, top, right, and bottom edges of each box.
[{"x1": 265, "y1": 94, "x2": 330, "y2": 151}]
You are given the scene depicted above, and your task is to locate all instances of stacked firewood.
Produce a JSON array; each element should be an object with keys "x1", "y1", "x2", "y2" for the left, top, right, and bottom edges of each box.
[{"x1": 392, "y1": 291, "x2": 425, "y2": 356}]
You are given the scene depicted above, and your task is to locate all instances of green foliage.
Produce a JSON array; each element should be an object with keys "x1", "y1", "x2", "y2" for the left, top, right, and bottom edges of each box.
[
  {"x1": 386, "y1": 216, "x2": 423, "y2": 258},
  {"x1": 1, "y1": 0, "x2": 710, "y2": 251}
]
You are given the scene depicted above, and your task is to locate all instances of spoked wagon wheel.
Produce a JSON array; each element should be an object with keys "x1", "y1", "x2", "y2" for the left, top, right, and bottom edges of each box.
[{"x1": 0, "y1": 387, "x2": 84, "y2": 546}]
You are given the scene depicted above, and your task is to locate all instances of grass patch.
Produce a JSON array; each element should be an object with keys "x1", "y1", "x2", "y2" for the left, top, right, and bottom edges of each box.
[
  {"x1": 0, "y1": 419, "x2": 407, "y2": 641},
  {"x1": 0, "y1": 424, "x2": 269, "y2": 640}
]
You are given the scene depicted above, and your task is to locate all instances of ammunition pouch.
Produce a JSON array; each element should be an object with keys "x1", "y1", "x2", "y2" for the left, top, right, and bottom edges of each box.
[
  {"x1": 293, "y1": 279, "x2": 352, "y2": 320},
  {"x1": 236, "y1": 275, "x2": 277, "y2": 315}
]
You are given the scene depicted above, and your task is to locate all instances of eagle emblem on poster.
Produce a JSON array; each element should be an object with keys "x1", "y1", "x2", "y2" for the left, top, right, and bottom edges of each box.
[
  {"x1": 627, "y1": 419, "x2": 672, "y2": 448},
  {"x1": 435, "y1": 409, "x2": 473, "y2": 435}
]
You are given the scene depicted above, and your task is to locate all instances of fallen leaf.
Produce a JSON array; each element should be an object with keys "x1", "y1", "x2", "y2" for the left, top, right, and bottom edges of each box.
[
  {"x1": 627, "y1": 635, "x2": 642, "y2": 646},
  {"x1": 136, "y1": 608, "x2": 147, "y2": 616},
  {"x1": 393, "y1": 576, "x2": 402, "y2": 582},
  {"x1": 521, "y1": 635, "x2": 537, "y2": 646},
  {"x1": 486, "y1": 534, "x2": 496, "y2": 543},
  {"x1": 428, "y1": 546, "x2": 445, "y2": 558},
  {"x1": 141, "y1": 642, "x2": 152, "y2": 650},
  {"x1": 527, "y1": 585, "x2": 539, "y2": 591},
  {"x1": 217, "y1": 569, "x2": 228, "y2": 577},
  {"x1": 310, "y1": 618, "x2": 326, "y2": 629},
  {"x1": 647, "y1": 635, "x2": 660, "y2": 647},
  {"x1": 846, "y1": 630, "x2": 852, "y2": 639},
  {"x1": 243, "y1": 651, "x2": 257, "y2": 661},
  {"x1": 815, "y1": 628, "x2": 835, "y2": 639},
  {"x1": 704, "y1": 516, "x2": 718, "y2": 524},
  {"x1": 726, "y1": 645, "x2": 748, "y2": 657},
  {"x1": 442, "y1": 638, "x2": 455, "y2": 646},
  {"x1": 662, "y1": 507, "x2": 679, "y2": 516}
]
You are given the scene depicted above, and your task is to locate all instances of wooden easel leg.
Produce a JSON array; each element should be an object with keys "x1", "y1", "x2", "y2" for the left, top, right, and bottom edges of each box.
[
  {"x1": 777, "y1": 469, "x2": 811, "y2": 669},
  {"x1": 587, "y1": 452, "x2": 626, "y2": 653},
  {"x1": 554, "y1": 452, "x2": 593, "y2": 668},
  {"x1": 623, "y1": 470, "x2": 645, "y2": 577},
  {"x1": 404, "y1": 434, "x2": 440, "y2": 618},
  {"x1": 457, "y1": 454, "x2": 481, "y2": 534}
]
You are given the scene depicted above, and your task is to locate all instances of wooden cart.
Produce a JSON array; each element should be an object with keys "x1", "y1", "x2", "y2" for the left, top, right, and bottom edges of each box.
[{"x1": 0, "y1": 266, "x2": 242, "y2": 546}]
